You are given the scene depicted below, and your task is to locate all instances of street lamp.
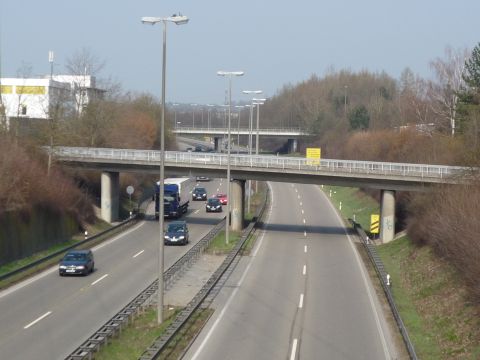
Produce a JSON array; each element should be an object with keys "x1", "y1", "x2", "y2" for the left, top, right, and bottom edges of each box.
[
  {"x1": 190, "y1": 103, "x2": 197, "y2": 128},
  {"x1": 206, "y1": 104, "x2": 215, "y2": 129},
  {"x1": 242, "y1": 90, "x2": 262, "y2": 156},
  {"x1": 217, "y1": 70, "x2": 244, "y2": 246},
  {"x1": 252, "y1": 98, "x2": 266, "y2": 155},
  {"x1": 234, "y1": 105, "x2": 244, "y2": 154},
  {"x1": 141, "y1": 13, "x2": 188, "y2": 325}
]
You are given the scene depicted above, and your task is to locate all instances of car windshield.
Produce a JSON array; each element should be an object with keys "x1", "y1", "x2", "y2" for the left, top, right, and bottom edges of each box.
[
  {"x1": 208, "y1": 199, "x2": 220, "y2": 205},
  {"x1": 64, "y1": 253, "x2": 87, "y2": 261},
  {"x1": 217, "y1": 194, "x2": 226, "y2": 198},
  {"x1": 194, "y1": 188, "x2": 206, "y2": 193},
  {"x1": 168, "y1": 224, "x2": 185, "y2": 232}
]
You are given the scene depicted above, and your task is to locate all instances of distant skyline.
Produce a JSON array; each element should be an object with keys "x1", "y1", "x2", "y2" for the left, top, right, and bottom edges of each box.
[{"x1": 1, "y1": 1, "x2": 479, "y2": 105}]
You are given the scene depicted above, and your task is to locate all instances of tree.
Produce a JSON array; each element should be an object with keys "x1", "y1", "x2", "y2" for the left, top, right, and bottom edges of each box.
[
  {"x1": 428, "y1": 46, "x2": 470, "y2": 136},
  {"x1": 463, "y1": 42, "x2": 480, "y2": 89},
  {"x1": 349, "y1": 105, "x2": 370, "y2": 130}
]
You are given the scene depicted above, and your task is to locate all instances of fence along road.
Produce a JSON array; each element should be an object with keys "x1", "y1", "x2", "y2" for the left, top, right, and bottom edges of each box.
[{"x1": 52, "y1": 147, "x2": 467, "y2": 191}]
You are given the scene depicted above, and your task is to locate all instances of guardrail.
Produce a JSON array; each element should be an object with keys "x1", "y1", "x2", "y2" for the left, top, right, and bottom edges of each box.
[
  {"x1": 138, "y1": 184, "x2": 270, "y2": 360},
  {"x1": 0, "y1": 215, "x2": 138, "y2": 283},
  {"x1": 349, "y1": 219, "x2": 418, "y2": 360},
  {"x1": 52, "y1": 146, "x2": 468, "y2": 181},
  {"x1": 65, "y1": 217, "x2": 227, "y2": 360}
]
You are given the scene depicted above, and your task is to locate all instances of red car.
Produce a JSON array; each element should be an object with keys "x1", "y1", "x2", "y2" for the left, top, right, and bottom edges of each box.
[{"x1": 216, "y1": 193, "x2": 228, "y2": 205}]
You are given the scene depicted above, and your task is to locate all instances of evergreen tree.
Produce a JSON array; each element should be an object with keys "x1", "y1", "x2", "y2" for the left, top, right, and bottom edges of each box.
[
  {"x1": 463, "y1": 42, "x2": 480, "y2": 89},
  {"x1": 349, "y1": 105, "x2": 370, "y2": 130}
]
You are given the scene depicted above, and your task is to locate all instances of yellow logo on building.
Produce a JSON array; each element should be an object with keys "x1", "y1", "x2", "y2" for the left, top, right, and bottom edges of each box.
[
  {"x1": 370, "y1": 214, "x2": 380, "y2": 234},
  {"x1": 0, "y1": 85, "x2": 13, "y2": 94},
  {"x1": 306, "y1": 148, "x2": 321, "y2": 165},
  {"x1": 16, "y1": 86, "x2": 46, "y2": 95}
]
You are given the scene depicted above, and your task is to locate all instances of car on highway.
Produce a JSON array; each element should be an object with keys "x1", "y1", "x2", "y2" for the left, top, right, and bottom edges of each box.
[
  {"x1": 196, "y1": 175, "x2": 211, "y2": 181},
  {"x1": 216, "y1": 193, "x2": 228, "y2": 205},
  {"x1": 164, "y1": 221, "x2": 189, "y2": 245},
  {"x1": 206, "y1": 197, "x2": 222, "y2": 212},
  {"x1": 59, "y1": 249, "x2": 94, "y2": 276},
  {"x1": 192, "y1": 186, "x2": 207, "y2": 200}
]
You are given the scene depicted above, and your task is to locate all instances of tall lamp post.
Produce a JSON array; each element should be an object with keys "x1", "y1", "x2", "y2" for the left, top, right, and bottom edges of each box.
[
  {"x1": 217, "y1": 71, "x2": 244, "y2": 245},
  {"x1": 141, "y1": 13, "x2": 188, "y2": 324},
  {"x1": 234, "y1": 105, "x2": 244, "y2": 153},
  {"x1": 252, "y1": 98, "x2": 266, "y2": 155},
  {"x1": 191, "y1": 103, "x2": 197, "y2": 128}
]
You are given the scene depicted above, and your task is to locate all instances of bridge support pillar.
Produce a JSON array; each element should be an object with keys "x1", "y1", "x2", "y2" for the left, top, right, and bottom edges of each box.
[
  {"x1": 101, "y1": 171, "x2": 119, "y2": 223},
  {"x1": 231, "y1": 179, "x2": 245, "y2": 231},
  {"x1": 287, "y1": 138, "x2": 298, "y2": 153},
  {"x1": 214, "y1": 137, "x2": 221, "y2": 152},
  {"x1": 380, "y1": 190, "x2": 395, "y2": 243}
]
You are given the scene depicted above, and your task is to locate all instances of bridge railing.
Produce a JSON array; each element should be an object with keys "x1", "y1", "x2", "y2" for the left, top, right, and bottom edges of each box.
[
  {"x1": 53, "y1": 147, "x2": 468, "y2": 180},
  {"x1": 173, "y1": 126, "x2": 307, "y2": 134}
]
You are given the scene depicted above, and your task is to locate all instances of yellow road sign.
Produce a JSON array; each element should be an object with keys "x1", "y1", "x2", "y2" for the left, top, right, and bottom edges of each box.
[
  {"x1": 306, "y1": 147, "x2": 321, "y2": 165},
  {"x1": 370, "y1": 214, "x2": 380, "y2": 234}
]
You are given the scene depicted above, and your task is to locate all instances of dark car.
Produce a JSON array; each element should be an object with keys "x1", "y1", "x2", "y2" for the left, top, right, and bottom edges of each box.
[
  {"x1": 59, "y1": 249, "x2": 94, "y2": 276},
  {"x1": 206, "y1": 197, "x2": 222, "y2": 212},
  {"x1": 192, "y1": 187, "x2": 207, "y2": 201},
  {"x1": 164, "y1": 221, "x2": 189, "y2": 245}
]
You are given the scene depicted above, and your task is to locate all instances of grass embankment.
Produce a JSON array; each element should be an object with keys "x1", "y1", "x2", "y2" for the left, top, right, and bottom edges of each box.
[{"x1": 327, "y1": 185, "x2": 480, "y2": 359}]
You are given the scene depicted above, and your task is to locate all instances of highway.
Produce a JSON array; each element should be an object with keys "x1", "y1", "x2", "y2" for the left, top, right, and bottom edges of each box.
[
  {"x1": 186, "y1": 182, "x2": 397, "y2": 360},
  {"x1": 0, "y1": 178, "x2": 226, "y2": 360}
]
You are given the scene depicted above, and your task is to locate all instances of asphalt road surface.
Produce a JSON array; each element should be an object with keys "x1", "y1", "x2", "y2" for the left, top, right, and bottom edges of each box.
[
  {"x1": 185, "y1": 182, "x2": 398, "y2": 360},
  {"x1": 0, "y1": 178, "x2": 226, "y2": 360}
]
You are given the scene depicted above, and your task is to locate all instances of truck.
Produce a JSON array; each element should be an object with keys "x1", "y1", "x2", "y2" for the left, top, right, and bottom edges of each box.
[{"x1": 154, "y1": 177, "x2": 195, "y2": 219}]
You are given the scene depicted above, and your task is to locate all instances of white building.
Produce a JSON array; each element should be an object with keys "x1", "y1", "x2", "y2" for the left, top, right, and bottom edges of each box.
[{"x1": 0, "y1": 75, "x2": 104, "y2": 120}]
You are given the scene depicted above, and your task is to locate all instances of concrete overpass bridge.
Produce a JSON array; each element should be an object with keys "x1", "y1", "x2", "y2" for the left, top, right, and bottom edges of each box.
[
  {"x1": 51, "y1": 146, "x2": 467, "y2": 242},
  {"x1": 172, "y1": 127, "x2": 312, "y2": 152}
]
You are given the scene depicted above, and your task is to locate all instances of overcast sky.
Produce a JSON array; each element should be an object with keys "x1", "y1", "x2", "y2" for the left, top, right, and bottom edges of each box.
[{"x1": 1, "y1": 1, "x2": 479, "y2": 105}]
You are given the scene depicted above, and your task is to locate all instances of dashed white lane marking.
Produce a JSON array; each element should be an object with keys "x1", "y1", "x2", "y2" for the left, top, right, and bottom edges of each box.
[
  {"x1": 299, "y1": 294, "x2": 304, "y2": 308},
  {"x1": 301, "y1": 209, "x2": 304, "y2": 215},
  {"x1": 303, "y1": 219, "x2": 306, "y2": 224},
  {"x1": 290, "y1": 338, "x2": 298, "y2": 360},
  {"x1": 304, "y1": 245, "x2": 308, "y2": 253},
  {"x1": 303, "y1": 265, "x2": 306, "y2": 275},
  {"x1": 300, "y1": 202, "x2": 303, "y2": 206},
  {"x1": 297, "y1": 195, "x2": 301, "y2": 199},
  {"x1": 91, "y1": 274, "x2": 109, "y2": 286},
  {"x1": 133, "y1": 250, "x2": 145, "y2": 258},
  {"x1": 304, "y1": 231, "x2": 307, "y2": 237},
  {"x1": 295, "y1": 188, "x2": 298, "y2": 192},
  {"x1": 194, "y1": 209, "x2": 200, "y2": 214},
  {"x1": 24, "y1": 311, "x2": 52, "y2": 329}
]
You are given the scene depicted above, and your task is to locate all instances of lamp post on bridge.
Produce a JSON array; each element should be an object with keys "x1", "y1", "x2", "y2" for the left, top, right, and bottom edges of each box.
[{"x1": 141, "y1": 13, "x2": 189, "y2": 325}]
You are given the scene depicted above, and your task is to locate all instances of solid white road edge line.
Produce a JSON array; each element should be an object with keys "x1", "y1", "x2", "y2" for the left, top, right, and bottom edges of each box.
[
  {"x1": 299, "y1": 294, "x2": 304, "y2": 308},
  {"x1": 189, "y1": 182, "x2": 273, "y2": 360},
  {"x1": 290, "y1": 338, "x2": 298, "y2": 360},
  {"x1": 133, "y1": 250, "x2": 145, "y2": 258},
  {"x1": 24, "y1": 311, "x2": 52, "y2": 329},
  {"x1": 91, "y1": 274, "x2": 109, "y2": 286},
  {"x1": 0, "y1": 221, "x2": 146, "y2": 300},
  {"x1": 319, "y1": 187, "x2": 391, "y2": 359}
]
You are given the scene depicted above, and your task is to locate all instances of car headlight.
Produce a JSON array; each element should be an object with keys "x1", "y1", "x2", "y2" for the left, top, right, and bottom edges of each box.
[
  {"x1": 76, "y1": 265, "x2": 85, "y2": 270},
  {"x1": 59, "y1": 265, "x2": 66, "y2": 269},
  {"x1": 178, "y1": 236, "x2": 185, "y2": 240},
  {"x1": 164, "y1": 235, "x2": 171, "y2": 240}
]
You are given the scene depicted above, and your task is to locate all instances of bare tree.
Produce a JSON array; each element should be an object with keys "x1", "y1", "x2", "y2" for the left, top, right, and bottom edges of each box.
[{"x1": 429, "y1": 46, "x2": 471, "y2": 136}]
